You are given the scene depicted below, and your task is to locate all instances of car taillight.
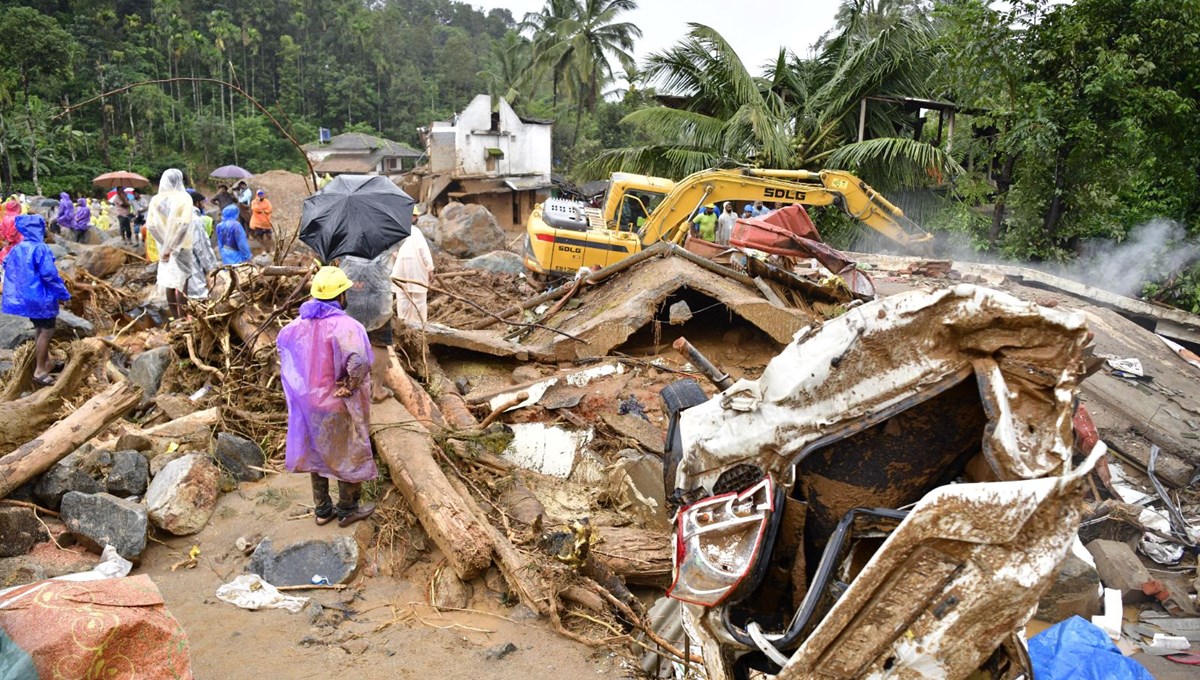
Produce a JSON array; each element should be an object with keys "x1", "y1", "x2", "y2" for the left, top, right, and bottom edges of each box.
[{"x1": 668, "y1": 476, "x2": 774, "y2": 607}]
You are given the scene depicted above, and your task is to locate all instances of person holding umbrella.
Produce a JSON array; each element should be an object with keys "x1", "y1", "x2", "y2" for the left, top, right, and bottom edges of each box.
[
  {"x1": 250, "y1": 189, "x2": 273, "y2": 253},
  {"x1": 276, "y1": 266, "x2": 377, "y2": 527}
]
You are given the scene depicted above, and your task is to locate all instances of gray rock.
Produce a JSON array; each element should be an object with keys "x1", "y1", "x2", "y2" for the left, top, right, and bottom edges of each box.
[
  {"x1": 211, "y1": 432, "x2": 265, "y2": 482},
  {"x1": 431, "y1": 566, "x2": 473, "y2": 609},
  {"x1": 438, "y1": 202, "x2": 505, "y2": 257},
  {"x1": 46, "y1": 243, "x2": 70, "y2": 260},
  {"x1": 510, "y1": 364, "x2": 543, "y2": 384},
  {"x1": 75, "y1": 245, "x2": 128, "y2": 278},
  {"x1": 483, "y1": 642, "x2": 518, "y2": 661},
  {"x1": 1036, "y1": 551, "x2": 1102, "y2": 623},
  {"x1": 54, "y1": 310, "x2": 94, "y2": 340},
  {"x1": 248, "y1": 535, "x2": 361, "y2": 587},
  {"x1": 0, "y1": 550, "x2": 101, "y2": 588},
  {"x1": 115, "y1": 432, "x2": 152, "y2": 452},
  {"x1": 59, "y1": 491, "x2": 148, "y2": 560},
  {"x1": 106, "y1": 450, "x2": 150, "y2": 497},
  {"x1": 128, "y1": 346, "x2": 174, "y2": 407},
  {"x1": 34, "y1": 463, "x2": 103, "y2": 510},
  {"x1": 0, "y1": 314, "x2": 34, "y2": 350},
  {"x1": 464, "y1": 251, "x2": 524, "y2": 275},
  {"x1": 415, "y1": 215, "x2": 440, "y2": 246},
  {"x1": 145, "y1": 453, "x2": 220, "y2": 535},
  {"x1": 149, "y1": 447, "x2": 187, "y2": 477},
  {"x1": 0, "y1": 506, "x2": 44, "y2": 557}
]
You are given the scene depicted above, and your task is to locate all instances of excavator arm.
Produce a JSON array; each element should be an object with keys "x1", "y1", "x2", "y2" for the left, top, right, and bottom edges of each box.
[{"x1": 638, "y1": 168, "x2": 933, "y2": 252}]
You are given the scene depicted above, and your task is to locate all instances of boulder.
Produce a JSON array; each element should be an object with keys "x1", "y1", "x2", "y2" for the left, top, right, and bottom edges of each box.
[
  {"x1": 34, "y1": 462, "x2": 103, "y2": 510},
  {"x1": 54, "y1": 310, "x2": 95, "y2": 339},
  {"x1": 128, "y1": 346, "x2": 174, "y2": 407},
  {"x1": 464, "y1": 251, "x2": 524, "y2": 275},
  {"x1": 1036, "y1": 551, "x2": 1102, "y2": 623},
  {"x1": 106, "y1": 450, "x2": 150, "y2": 498},
  {"x1": 145, "y1": 454, "x2": 220, "y2": 535},
  {"x1": 431, "y1": 565, "x2": 473, "y2": 609},
  {"x1": 0, "y1": 506, "x2": 44, "y2": 557},
  {"x1": 415, "y1": 214, "x2": 440, "y2": 246},
  {"x1": 0, "y1": 314, "x2": 34, "y2": 350},
  {"x1": 438, "y1": 202, "x2": 505, "y2": 257},
  {"x1": 211, "y1": 432, "x2": 265, "y2": 482},
  {"x1": 46, "y1": 243, "x2": 70, "y2": 260},
  {"x1": 510, "y1": 365, "x2": 543, "y2": 384},
  {"x1": 0, "y1": 548, "x2": 100, "y2": 588},
  {"x1": 154, "y1": 394, "x2": 198, "y2": 421},
  {"x1": 75, "y1": 245, "x2": 128, "y2": 278},
  {"x1": 247, "y1": 535, "x2": 361, "y2": 587},
  {"x1": 59, "y1": 491, "x2": 148, "y2": 560}
]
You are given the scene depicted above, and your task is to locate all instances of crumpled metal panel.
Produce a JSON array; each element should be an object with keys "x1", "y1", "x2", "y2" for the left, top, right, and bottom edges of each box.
[{"x1": 671, "y1": 285, "x2": 1093, "y2": 679}]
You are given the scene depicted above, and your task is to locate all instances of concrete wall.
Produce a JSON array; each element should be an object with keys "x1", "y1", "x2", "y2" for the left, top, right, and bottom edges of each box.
[{"x1": 427, "y1": 95, "x2": 551, "y2": 180}]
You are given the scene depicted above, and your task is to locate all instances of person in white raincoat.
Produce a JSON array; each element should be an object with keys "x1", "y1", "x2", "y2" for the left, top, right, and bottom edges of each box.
[
  {"x1": 389, "y1": 226, "x2": 434, "y2": 324},
  {"x1": 146, "y1": 169, "x2": 195, "y2": 319}
]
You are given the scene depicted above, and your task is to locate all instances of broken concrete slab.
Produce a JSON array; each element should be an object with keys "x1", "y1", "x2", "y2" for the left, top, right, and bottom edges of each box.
[
  {"x1": 1086, "y1": 539, "x2": 1151, "y2": 600},
  {"x1": 105, "y1": 450, "x2": 149, "y2": 498},
  {"x1": 59, "y1": 491, "x2": 148, "y2": 560},
  {"x1": 0, "y1": 506, "x2": 44, "y2": 557},
  {"x1": 419, "y1": 322, "x2": 530, "y2": 360},
  {"x1": 601, "y1": 412, "x2": 665, "y2": 455},
  {"x1": 521, "y1": 255, "x2": 814, "y2": 361},
  {"x1": 145, "y1": 453, "x2": 220, "y2": 536},
  {"x1": 501, "y1": 423, "x2": 593, "y2": 478},
  {"x1": 247, "y1": 535, "x2": 361, "y2": 587},
  {"x1": 211, "y1": 432, "x2": 265, "y2": 482}
]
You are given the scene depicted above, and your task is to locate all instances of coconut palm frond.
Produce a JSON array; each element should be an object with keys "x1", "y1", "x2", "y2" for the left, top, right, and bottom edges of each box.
[{"x1": 825, "y1": 136, "x2": 962, "y2": 189}]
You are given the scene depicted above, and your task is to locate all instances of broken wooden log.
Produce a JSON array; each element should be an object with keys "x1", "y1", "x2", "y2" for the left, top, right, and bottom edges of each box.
[
  {"x1": 0, "y1": 381, "x2": 142, "y2": 498},
  {"x1": 259, "y1": 265, "x2": 312, "y2": 277},
  {"x1": 425, "y1": 355, "x2": 478, "y2": 431},
  {"x1": 591, "y1": 525, "x2": 673, "y2": 587},
  {"x1": 370, "y1": 398, "x2": 493, "y2": 579},
  {"x1": 445, "y1": 472, "x2": 554, "y2": 616},
  {"x1": 0, "y1": 338, "x2": 111, "y2": 453},
  {"x1": 382, "y1": 350, "x2": 447, "y2": 431}
]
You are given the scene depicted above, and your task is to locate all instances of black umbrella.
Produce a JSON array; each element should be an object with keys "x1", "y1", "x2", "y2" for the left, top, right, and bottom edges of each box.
[{"x1": 300, "y1": 174, "x2": 415, "y2": 262}]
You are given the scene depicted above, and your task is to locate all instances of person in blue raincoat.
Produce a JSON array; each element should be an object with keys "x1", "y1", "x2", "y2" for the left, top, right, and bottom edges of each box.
[
  {"x1": 1, "y1": 215, "x2": 71, "y2": 387},
  {"x1": 215, "y1": 203, "x2": 252, "y2": 265},
  {"x1": 53, "y1": 192, "x2": 73, "y2": 235}
]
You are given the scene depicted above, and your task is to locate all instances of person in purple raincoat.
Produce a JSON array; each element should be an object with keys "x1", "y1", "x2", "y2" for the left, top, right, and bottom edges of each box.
[
  {"x1": 70, "y1": 197, "x2": 91, "y2": 242},
  {"x1": 276, "y1": 266, "x2": 377, "y2": 528},
  {"x1": 53, "y1": 192, "x2": 73, "y2": 235}
]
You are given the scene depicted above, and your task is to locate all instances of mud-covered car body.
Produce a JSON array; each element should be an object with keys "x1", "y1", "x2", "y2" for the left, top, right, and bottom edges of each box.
[{"x1": 661, "y1": 285, "x2": 1097, "y2": 679}]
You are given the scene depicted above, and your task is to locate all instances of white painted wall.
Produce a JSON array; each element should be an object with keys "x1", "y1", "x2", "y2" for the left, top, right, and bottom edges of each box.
[{"x1": 426, "y1": 95, "x2": 551, "y2": 179}]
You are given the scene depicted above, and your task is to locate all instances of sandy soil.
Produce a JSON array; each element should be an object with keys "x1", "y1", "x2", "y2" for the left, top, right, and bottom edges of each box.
[{"x1": 138, "y1": 471, "x2": 629, "y2": 679}]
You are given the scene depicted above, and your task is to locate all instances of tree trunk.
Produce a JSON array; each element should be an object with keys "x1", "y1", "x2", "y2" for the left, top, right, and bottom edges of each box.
[
  {"x1": 987, "y1": 154, "x2": 1017, "y2": 244},
  {"x1": 0, "y1": 338, "x2": 111, "y2": 453},
  {"x1": 370, "y1": 398, "x2": 493, "y2": 580},
  {"x1": 21, "y1": 74, "x2": 42, "y2": 196},
  {"x1": 1042, "y1": 142, "x2": 1074, "y2": 240},
  {"x1": 0, "y1": 381, "x2": 141, "y2": 498}
]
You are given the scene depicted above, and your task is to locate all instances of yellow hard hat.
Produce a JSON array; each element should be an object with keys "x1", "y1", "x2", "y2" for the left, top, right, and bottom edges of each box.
[
  {"x1": 704, "y1": 203, "x2": 715, "y2": 209},
  {"x1": 311, "y1": 266, "x2": 353, "y2": 300}
]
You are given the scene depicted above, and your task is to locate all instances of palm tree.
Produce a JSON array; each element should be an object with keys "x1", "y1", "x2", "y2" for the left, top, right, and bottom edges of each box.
[
  {"x1": 478, "y1": 32, "x2": 533, "y2": 105},
  {"x1": 587, "y1": 9, "x2": 959, "y2": 189},
  {"x1": 521, "y1": 0, "x2": 642, "y2": 140}
]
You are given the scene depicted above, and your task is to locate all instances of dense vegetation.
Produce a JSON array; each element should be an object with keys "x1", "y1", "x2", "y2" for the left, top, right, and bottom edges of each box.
[{"x1": 1, "y1": 0, "x2": 1198, "y2": 308}]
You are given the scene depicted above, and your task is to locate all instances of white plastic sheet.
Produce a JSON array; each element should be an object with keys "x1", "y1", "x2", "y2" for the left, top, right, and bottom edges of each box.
[{"x1": 215, "y1": 574, "x2": 309, "y2": 613}]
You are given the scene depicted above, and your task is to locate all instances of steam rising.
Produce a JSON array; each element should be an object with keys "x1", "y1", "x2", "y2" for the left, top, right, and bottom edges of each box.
[{"x1": 1052, "y1": 220, "x2": 1200, "y2": 297}]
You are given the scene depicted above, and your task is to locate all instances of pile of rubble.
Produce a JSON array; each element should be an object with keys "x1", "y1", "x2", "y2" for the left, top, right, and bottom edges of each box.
[{"x1": 1, "y1": 196, "x2": 1198, "y2": 678}]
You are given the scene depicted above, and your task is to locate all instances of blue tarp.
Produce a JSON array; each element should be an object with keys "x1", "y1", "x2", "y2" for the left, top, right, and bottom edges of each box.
[{"x1": 1028, "y1": 616, "x2": 1154, "y2": 680}]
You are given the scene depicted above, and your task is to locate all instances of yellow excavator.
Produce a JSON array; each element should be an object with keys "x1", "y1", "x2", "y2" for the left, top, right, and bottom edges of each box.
[{"x1": 523, "y1": 168, "x2": 932, "y2": 276}]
